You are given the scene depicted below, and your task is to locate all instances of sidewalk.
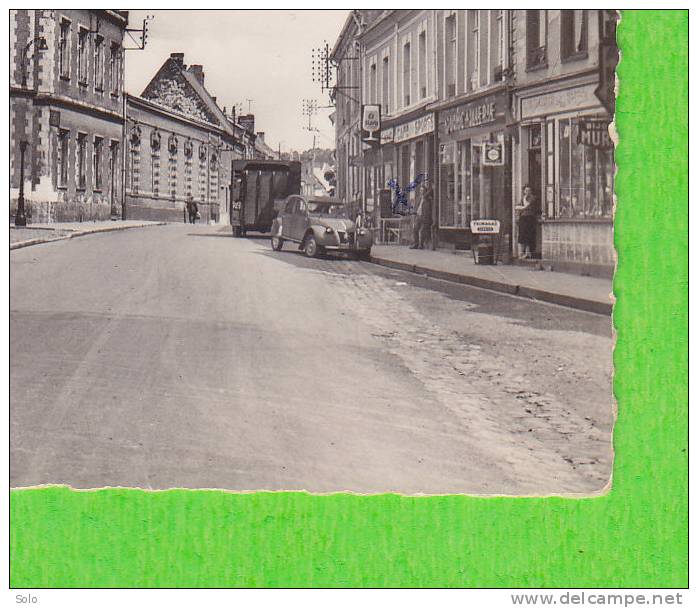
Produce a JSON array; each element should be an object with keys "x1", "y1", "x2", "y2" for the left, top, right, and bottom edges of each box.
[
  {"x1": 9, "y1": 220, "x2": 166, "y2": 250},
  {"x1": 369, "y1": 245, "x2": 614, "y2": 316}
]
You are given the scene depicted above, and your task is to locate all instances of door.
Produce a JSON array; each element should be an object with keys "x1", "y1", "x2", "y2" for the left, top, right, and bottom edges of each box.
[
  {"x1": 527, "y1": 148, "x2": 543, "y2": 257},
  {"x1": 109, "y1": 142, "x2": 119, "y2": 218}
]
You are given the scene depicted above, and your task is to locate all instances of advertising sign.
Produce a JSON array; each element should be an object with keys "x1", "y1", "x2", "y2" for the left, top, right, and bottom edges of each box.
[
  {"x1": 482, "y1": 141, "x2": 505, "y2": 166},
  {"x1": 470, "y1": 219, "x2": 501, "y2": 234},
  {"x1": 361, "y1": 104, "x2": 381, "y2": 146},
  {"x1": 393, "y1": 114, "x2": 434, "y2": 143},
  {"x1": 577, "y1": 120, "x2": 613, "y2": 150}
]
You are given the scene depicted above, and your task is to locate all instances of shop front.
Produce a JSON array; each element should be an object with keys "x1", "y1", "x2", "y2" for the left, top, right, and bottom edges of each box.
[
  {"x1": 515, "y1": 80, "x2": 614, "y2": 275},
  {"x1": 436, "y1": 90, "x2": 512, "y2": 251}
]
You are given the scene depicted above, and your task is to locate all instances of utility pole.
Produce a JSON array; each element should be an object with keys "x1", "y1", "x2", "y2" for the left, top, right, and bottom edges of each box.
[{"x1": 246, "y1": 98, "x2": 254, "y2": 113}]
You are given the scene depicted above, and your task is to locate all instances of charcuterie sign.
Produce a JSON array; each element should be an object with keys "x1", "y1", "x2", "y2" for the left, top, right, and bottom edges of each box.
[{"x1": 470, "y1": 219, "x2": 501, "y2": 234}]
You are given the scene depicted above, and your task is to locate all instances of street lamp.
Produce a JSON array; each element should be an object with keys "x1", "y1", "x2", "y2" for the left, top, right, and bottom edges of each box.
[
  {"x1": 20, "y1": 36, "x2": 48, "y2": 88},
  {"x1": 15, "y1": 36, "x2": 48, "y2": 227}
]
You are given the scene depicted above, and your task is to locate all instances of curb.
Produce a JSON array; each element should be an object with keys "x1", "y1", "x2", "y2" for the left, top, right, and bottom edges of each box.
[
  {"x1": 10, "y1": 222, "x2": 167, "y2": 251},
  {"x1": 368, "y1": 256, "x2": 612, "y2": 316}
]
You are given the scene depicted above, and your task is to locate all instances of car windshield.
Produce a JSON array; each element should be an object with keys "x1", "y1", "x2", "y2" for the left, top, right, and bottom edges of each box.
[{"x1": 306, "y1": 201, "x2": 348, "y2": 218}]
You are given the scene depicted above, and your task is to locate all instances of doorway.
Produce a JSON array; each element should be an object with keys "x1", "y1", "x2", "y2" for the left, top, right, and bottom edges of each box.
[{"x1": 527, "y1": 146, "x2": 543, "y2": 258}]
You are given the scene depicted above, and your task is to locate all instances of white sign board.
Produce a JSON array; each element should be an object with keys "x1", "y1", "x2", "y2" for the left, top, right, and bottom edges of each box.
[{"x1": 470, "y1": 219, "x2": 501, "y2": 234}]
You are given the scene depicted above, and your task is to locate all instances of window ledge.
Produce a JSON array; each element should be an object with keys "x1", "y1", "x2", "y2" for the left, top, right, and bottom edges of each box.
[
  {"x1": 544, "y1": 217, "x2": 613, "y2": 224},
  {"x1": 95, "y1": 86, "x2": 104, "y2": 93},
  {"x1": 78, "y1": 80, "x2": 88, "y2": 88},
  {"x1": 59, "y1": 74, "x2": 71, "y2": 82},
  {"x1": 526, "y1": 62, "x2": 549, "y2": 73},
  {"x1": 561, "y1": 51, "x2": 589, "y2": 63}
]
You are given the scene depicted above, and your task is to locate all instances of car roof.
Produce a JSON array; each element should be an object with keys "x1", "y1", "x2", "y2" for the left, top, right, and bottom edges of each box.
[{"x1": 305, "y1": 197, "x2": 342, "y2": 204}]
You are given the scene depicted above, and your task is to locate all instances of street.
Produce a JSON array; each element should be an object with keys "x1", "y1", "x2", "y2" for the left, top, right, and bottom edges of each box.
[{"x1": 10, "y1": 225, "x2": 613, "y2": 495}]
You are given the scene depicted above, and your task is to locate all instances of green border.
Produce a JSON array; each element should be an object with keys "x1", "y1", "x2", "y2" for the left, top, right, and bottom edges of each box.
[{"x1": 10, "y1": 10, "x2": 688, "y2": 587}]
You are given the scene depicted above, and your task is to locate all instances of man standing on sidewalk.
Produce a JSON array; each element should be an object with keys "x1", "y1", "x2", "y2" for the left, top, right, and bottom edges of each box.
[{"x1": 411, "y1": 181, "x2": 433, "y2": 249}]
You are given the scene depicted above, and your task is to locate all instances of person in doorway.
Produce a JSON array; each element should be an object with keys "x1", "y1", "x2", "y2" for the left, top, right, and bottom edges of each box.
[
  {"x1": 516, "y1": 184, "x2": 537, "y2": 259},
  {"x1": 411, "y1": 181, "x2": 433, "y2": 249}
]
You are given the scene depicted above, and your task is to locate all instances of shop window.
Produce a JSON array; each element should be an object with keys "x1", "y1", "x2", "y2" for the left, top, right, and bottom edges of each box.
[
  {"x1": 77, "y1": 27, "x2": 88, "y2": 85},
  {"x1": 57, "y1": 129, "x2": 69, "y2": 188},
  {"x1": 439, "y1": 139, "x2": 481, "y2": 229},
  {"x1": 93, "y1": 136, "x2": 103, "y2": 191},
  {"x1": 59, "y1": 19, "x2": 71, "y2": 80},
  {"x1": 557, "y1": 118, "x2": 614, "y2": 219},
  {"x1": 94, "y1": 35, "x2": 104, "y2": 91},
  {"x1": 561, "y1": 10, "x2": 588, "y2": 60},
  {"x1": 526, "y1": 10, "x2": 547, "y2": 70},
  {"x1": 77, "y1": 133, "x2": 87, "y2": 190}
]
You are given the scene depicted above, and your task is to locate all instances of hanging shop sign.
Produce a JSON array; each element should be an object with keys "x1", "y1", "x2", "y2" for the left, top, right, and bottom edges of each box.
[
  {"x1": 439, "y1": 94, "x2": 504, "y2": 137},
  {"x1": 361, "y1": 104, "x2": 381, "y2": 146},
  {"x1": 393, "y1": 113, "x2": 434, "y2": 143},
  {"x1": 577, "y1": 119, "x2": 614, "y2": 150},
  {"x1": 482, "y1": 141, "x2": 505, "y2": 166}
]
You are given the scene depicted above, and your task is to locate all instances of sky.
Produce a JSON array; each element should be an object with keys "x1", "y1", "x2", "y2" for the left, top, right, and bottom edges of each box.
[{"x1": 124, "y1": 10, "x2": 349, "y2": 153}]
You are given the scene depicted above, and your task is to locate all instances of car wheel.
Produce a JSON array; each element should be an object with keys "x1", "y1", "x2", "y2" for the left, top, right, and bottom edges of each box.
[
  {"x1": 304, "y1": 235, "x2": 320, "y2": 258},
  {"x1": 271, "y1": 236, "x2": 284, "y2": 251},
  {"x1": 356, "y1": 249, "x2": 371, "y2": 261}
]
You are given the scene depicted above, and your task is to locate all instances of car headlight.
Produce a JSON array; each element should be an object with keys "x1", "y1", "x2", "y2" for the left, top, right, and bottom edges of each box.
[
  {"x1": 358, "y1": 228, "x2": 367, "y2": 236},
  {"x1": 325, "y1": 227, "x2": 333, "y2": 234}
]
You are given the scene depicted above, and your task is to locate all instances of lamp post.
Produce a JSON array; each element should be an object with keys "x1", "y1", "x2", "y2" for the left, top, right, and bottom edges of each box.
[
  {"x1": 20, "y1": 36, "x2": 48, "y2": 87},
  {"x1": 15, "y1": 141, "x2": 29, "y2": 226},
  {"x1": 15, "y1": 36, "x2": 48, "y2": 227}
]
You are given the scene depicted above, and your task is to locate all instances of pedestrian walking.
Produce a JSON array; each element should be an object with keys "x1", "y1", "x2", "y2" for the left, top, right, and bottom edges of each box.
[
  {"x1": 410, "y1": 181, "x2": 433, "y2": 249},
  {"x1": 189, "y1": 198, "x2": 199, "y2": 224},
  {"x1": 516, "y1": 185, "x2": 537, "y2": 259}
]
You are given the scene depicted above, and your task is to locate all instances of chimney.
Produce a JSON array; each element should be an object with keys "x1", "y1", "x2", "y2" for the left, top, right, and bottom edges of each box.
[
  {"x1": 256, "y1": 132, "x2": 265, "y2": 143},
  {"x1": 188, "y1": 64, "x2": 205, "y2": 86},
  {"x1": 170, "y1": 53, "x2": 185, "y2": 67}
]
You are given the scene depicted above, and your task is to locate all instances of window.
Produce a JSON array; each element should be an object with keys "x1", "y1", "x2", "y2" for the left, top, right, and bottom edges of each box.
[
  {"x1": 369, "y1": 62, "x2": 377, "y2": 105},
  {"x1": 557, "y1": 118, "x2": 614, "y2": 219},
  {"x1": 57, "y1": 129, "x2": 69, "y2": 188},
  {"x1": 561, "y1": 10, "x2": 588, "y2": 60},
  {"x1": 94, "y1": 35, "x2": 104, "y2": 91},
  {"x1": 59, "y1": 19, "x2": 70, "y2": 79},
  {"x1": 445, "y1": 14, "x2": 456, "y2": 97},
  {"x1": 418, "y1": 30, "x2": 427, "y2": 99},
  {"x1": 494, "y1": 10, "x2": 505, "y2": 81},
  {"x1": 470, "y1": 10, "x2": 480, "y2": 90},
  {"x1": 109, "y1": 43, "x2": 121, "y2": 95},
  {"x1": 78, "y1": 27, "x2": 88, "y2": 84},
  {"x1": 526, "y1": 10, "x2": 547, "y2": 69},
  {"x1": 77, "y1": 133, "x2": 87, "y2": 189},
  {"x1": 402, "y1": 41, "x2": 411, "y2": 107},
  {"x1": 93, "y1": 136, "x2": 103, "y2": 190},
  {"x1": 382, "y1": 55, "x2": 390, "y2": 114}
]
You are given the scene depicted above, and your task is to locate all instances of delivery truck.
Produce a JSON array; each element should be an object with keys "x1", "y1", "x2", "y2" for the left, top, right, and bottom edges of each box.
[{"x1": 230, "y1": 159, "x2": 301, "y2": 237}]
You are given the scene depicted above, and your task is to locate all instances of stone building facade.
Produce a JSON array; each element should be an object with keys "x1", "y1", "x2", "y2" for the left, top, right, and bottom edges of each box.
[
  {"x1": 330, "y1": 9, "x2": 617, "y2": 274},
  {"x1": 124, "y1": 53, "x2": 255, "y2": 224},
  {"x1": 10, "y1": 9, "x2": 128, "y2": 222},
  {"x1": 511, "y1": 10, "x2": 617, "y2": 275}
]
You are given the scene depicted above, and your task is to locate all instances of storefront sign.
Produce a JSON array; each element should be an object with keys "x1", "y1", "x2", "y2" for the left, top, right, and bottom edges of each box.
[
  {"x1": 520, "y1": 84, "x2": 601, "y2": 119},
  {"x1": 577, "y1": 120, "x2": 613, "y2": 150},
  {"x1": 380, "y1": 127, "x2": 394, "y2": 145},
  {"x1": 482, "y1": 141, "x2": 505, "y2": 166},
  {"x1": 470, "y1": 219, "x2": 500, "y2": 234},
  {"x1": 361, "y1": 104, "x2": 381, "y2": 146},
  {"x1": 393, "y1": 114, "x2": 434, "y2": 143},
  {"x1": 440, "y1": 99, "x2": 499, "y2": 135}
]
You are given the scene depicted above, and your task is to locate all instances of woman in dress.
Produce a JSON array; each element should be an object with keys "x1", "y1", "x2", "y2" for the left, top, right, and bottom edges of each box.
[{"x1": 516, "y1": 185, "x2": 537, "y2": 259}]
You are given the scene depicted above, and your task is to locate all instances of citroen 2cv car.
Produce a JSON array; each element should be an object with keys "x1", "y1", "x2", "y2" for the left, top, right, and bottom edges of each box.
[{"x1": 270, "y1": 196, "x2": 372, "y2": 259}]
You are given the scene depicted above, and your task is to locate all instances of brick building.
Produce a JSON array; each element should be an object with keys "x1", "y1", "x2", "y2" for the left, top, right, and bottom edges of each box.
[
  {"x1": 124, "y1": 53, "x2": 255, "y2": 223},
  {"x1": 10, "y1": 9, "x2": 128, "y2": 222}
]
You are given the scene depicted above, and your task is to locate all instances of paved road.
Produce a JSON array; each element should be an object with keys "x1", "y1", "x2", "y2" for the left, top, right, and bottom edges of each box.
[{"x1": 11, "y1": 224, "x2": 613, "y2": 495}]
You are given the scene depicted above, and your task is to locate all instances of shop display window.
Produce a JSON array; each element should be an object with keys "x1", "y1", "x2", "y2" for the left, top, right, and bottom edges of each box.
[
  {"x1": 439, "y1": 139, "x2": 482, "y2": 228},
  {"x1": 557, "y1": 117, "x2": 614, "y2": 219}
]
